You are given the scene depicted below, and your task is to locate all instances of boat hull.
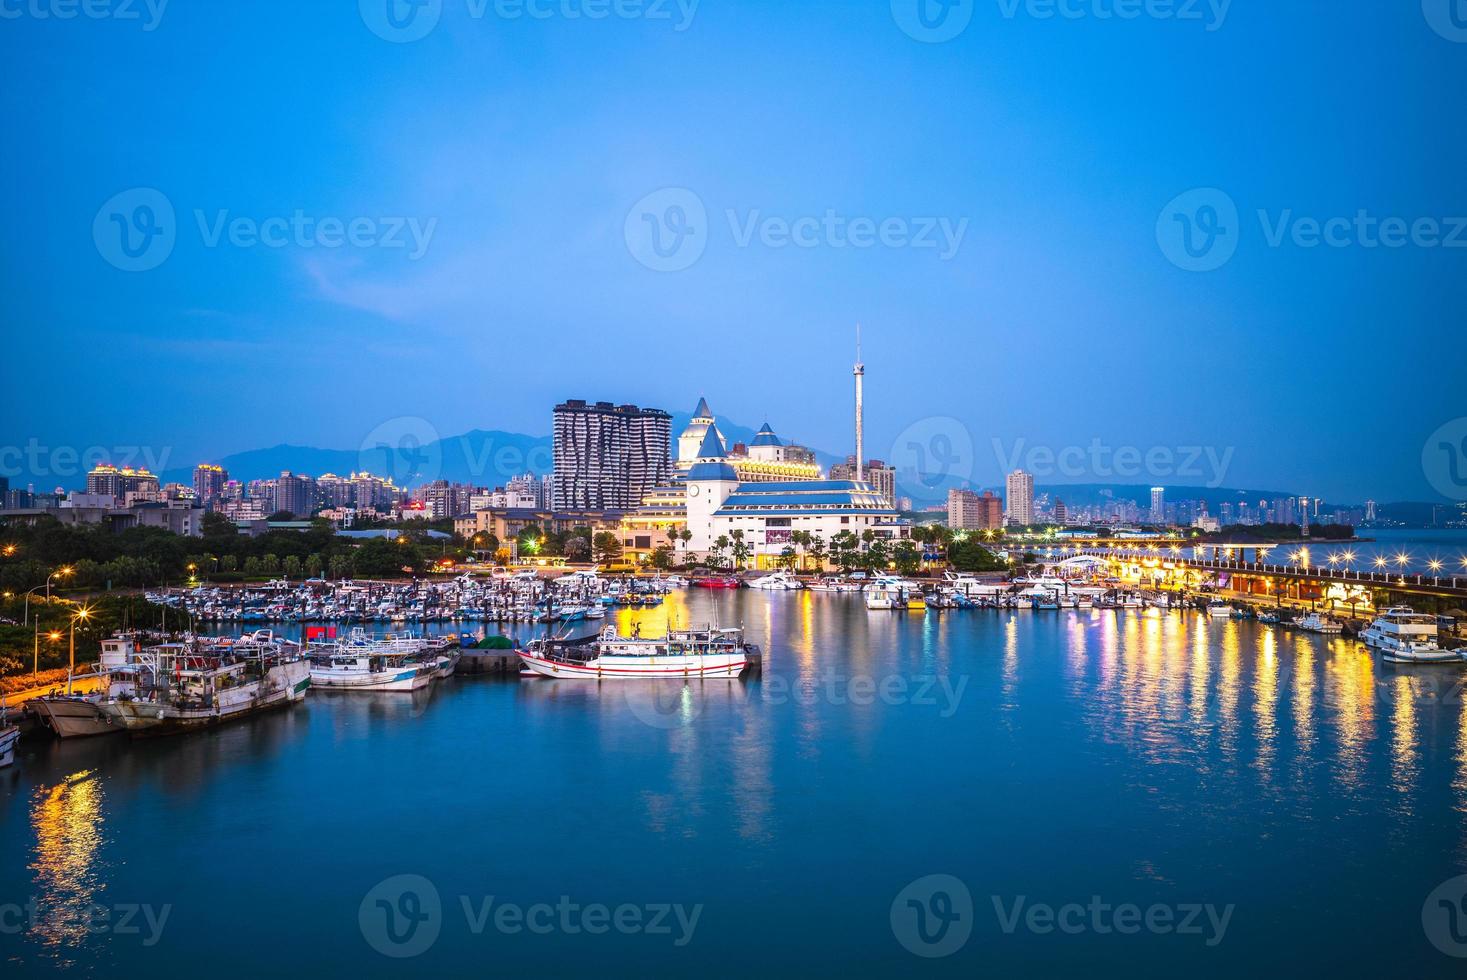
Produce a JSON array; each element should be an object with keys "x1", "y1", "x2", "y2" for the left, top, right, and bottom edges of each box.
[
  {"x1": 97, "y1": 661, "x2": 311, "y2": 735},
  {"x1": 29, "y1": 696, "x2": 120, "y2": 738},
  {"x1": 518, "y1": 651, "x2": 747, "y2": 679},
  {"x1": 309, "y1": 666, "x2": 430, "y2": 692},
  {"x1": 0, "y1": 726, "x2": 18, "y2": 768}
]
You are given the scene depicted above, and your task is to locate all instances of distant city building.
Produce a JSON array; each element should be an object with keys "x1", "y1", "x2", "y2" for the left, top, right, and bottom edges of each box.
[
  {"x1": 552, "y1": 399, "x2": 672, "y2": 510},
  {"x1": 1004, "y1": 469, "x2": 1034, "y2": 526},
  {"x1": 273, "y1": 471, "x2": 316, "y2": 518},
  {"x1": 830, "y1": 456, "x2": 895, "y2": 507},
  {"x1": 193, "y1": 464, "x2": 228, "y2": 507},
  {"x1": 86, "y1": 464, "x2": 159, "y2": 504},
  {"x1": 947, "y1": 488, "x2": 1003, "y2": 530},
  {"x1": 1364, "y1": 499, "x2": 1377, "y2": 523},
  {"x1": 1149, "y1": 486, "x2": 1166, "y2": 525},
  {"x1": 1052, "y1": 499, "x2": 1068, "y2": 525}
]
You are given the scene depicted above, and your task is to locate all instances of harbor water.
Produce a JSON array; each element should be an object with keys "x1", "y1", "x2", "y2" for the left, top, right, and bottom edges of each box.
[{"x1": 5, "y1": 589, "x2": 1467, "y2": 975}]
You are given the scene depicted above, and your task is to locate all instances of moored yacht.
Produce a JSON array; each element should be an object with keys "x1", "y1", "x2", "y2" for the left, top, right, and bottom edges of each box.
[
  {"x1": 1296, "y1": 612, "x2": 1343, "y2": 634},
  {"x1": 747, "y1": 570, "x2": 803, "y2": 590},
  {"x1": 0, "y1": 704, "x2": 18, "y2": 768},
  {"x1": 1361, "y1": 607, "x2": 1463, "y2": 664},
  {"x1": 518, "y1": 623, "x2": 756, "y2": 679}
]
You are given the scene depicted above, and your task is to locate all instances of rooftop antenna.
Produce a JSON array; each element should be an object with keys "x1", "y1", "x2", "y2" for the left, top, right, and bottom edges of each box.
[{"x1": 854, "y1": 323, "x2": 865, "y2": 483}]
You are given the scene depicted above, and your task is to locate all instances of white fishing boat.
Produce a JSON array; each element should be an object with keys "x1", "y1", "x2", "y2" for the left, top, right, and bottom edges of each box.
[
  {"x1": 29, "y1": 635, "x2": 146, "y2": 738},
  {"x1": 747, "y1": 570, "x2": 803, "y2": 591},
  {"x1": 95, "y1": 632, "x2": 310, "y2": 735},
  {"x1": 307, "y1": 630, "x2": 440, "y2": 691},
  {"x1": 1361, "y1": 607, "x2": 1463, "y2": 664},
  {"x1": 0, "y1": 703, "x2": 19, "y2": 768},
  {"x1": 518, "y1": 624, "x2": 756, "y2": 679},
  {"x1": 1206, "y1": 601, "x2": 1236, "y2": 618},
  {"x1": 1296, "y1": 612, "x2": 1343, "y2": 634}
]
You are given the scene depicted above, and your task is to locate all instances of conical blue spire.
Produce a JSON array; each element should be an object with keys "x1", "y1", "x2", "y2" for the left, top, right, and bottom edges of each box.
[
  {"x1": 696, "y1": 427, "x2": 726, "y2": 459},
  {"x1": 692, "y1": 396, "x2": 712, "y2": 419}
]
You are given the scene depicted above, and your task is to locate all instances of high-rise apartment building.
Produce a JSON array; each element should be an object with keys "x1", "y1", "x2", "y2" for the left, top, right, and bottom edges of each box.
[
  {"x1": 1004, "y1": 469, "x2": 1034, "y2": 526},
  {"x1": 1149, "y1": 486, "x2": 1166, "y2": 525},
  {"x1": 86, "y1": 464, "x2": 160, "y2": 503},
  {"x1": 830, "y1": 456, "x2": 896, "y2": 508},
  {"x1": 552, "y1": 400, "x2": 672, "y2": 511},
  {"x1": 947, "y1": 488, "x2": 1004, "y2": 530},
  {"x1": 193, "y1": 464, "x2": 228, "y2": 507}
]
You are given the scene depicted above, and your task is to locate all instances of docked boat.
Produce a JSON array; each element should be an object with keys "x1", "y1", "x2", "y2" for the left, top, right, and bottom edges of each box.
[
  {"x1": 806, "y1": 576, "x2": 862, "y2": 593},
  {"x1": 307, "y1": 629, "x2": 444, "y2": 691},
  {"x1": 95, "y1": 632, "x2": 311, "y2": 734},
  {"x1": 691, "y1": 575, "x2": 741, "y2": 589},
  {"x1": 1296, "y1": 612, "x2": 1343, "y2": 635},
  {"x1": 1205, "y1": 601, "x2": 1236, "y2": 618},
  {"x1": 1361, "y1": 607, "x2": 1464, "y2": 664},
  {"x1": 747, "y1": 570, "x2": 803, "y2": 591},
  {"x1": 30, "y1": 635, "x2": 145, "y2": 738},
  {"x1": 518, "y1": 623, "x2": 756, "y2": 679},
  {"x1": 0, "y1": 705, "x2": 18, "y2": 768},
  {"x1": 865, "y1": 585, "x2": 896, "y2": 610}
]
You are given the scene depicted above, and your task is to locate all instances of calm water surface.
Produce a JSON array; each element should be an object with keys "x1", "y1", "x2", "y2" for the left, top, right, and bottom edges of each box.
[{"x1": 5, "y1": 590, "x2": 1467, "y2": 976}]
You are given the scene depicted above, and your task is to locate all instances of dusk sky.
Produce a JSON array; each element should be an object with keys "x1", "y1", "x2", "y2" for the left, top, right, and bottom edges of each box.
[{"x1": 3, "y1": 2, "x2": 1464, "y2": 502}]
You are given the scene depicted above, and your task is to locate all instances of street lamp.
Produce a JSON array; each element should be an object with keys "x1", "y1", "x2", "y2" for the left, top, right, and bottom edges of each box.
[{"x1": 68, "y1": 606, "x2": 92, "y2": 677}]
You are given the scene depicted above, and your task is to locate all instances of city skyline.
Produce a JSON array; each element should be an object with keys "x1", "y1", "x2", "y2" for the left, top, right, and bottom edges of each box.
[{"x1": 5, "y1": 5, "x2": 1464, "y2": 505}]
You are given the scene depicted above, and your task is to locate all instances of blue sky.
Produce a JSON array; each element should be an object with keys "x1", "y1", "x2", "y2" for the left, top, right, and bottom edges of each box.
[{"x1": 2, "y1": 1, "x2": 1464, "y2": 502}]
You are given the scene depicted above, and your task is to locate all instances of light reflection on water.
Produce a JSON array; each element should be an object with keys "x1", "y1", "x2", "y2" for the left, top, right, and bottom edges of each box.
[
  {"x1": 8, "y1": 595, "x2": 1467, "y2": 974},
  {"x1": 27, "y1": 768, "x2": 108, "y2": 966}
]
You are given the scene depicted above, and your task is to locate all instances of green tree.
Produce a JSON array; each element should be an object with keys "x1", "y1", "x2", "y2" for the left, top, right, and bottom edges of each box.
[
  {"x1": 829, "y1": 531, "x2": 858, "y2": 572},
  {"x1": 893, "y1": 540, "x2": 921, "y2": 575},
  {"x1": 650, "y1": 545, "x2": 675, "y2": 570},
  {"x1": 283, "y1": 555, "x2": 303, "y2": 579},
  {"x1": 730, "y1": 530, "x2": 752, "y2": 571},
  {"x1": 592, "y1": 532, "x2": 623, "y2": 565}
]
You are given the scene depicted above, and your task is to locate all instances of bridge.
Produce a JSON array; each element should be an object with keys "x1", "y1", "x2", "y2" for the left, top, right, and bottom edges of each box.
[{"x1": 1055, "y1": 547, "x2": 1467, "y2": 615}]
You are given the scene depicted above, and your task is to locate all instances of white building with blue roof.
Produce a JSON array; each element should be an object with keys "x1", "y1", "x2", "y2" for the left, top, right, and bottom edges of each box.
[{"x1": 683, "y1": 428, "x2": 908, "y2": 566}]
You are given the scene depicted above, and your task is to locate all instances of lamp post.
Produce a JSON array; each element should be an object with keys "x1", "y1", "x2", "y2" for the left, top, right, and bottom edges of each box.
[
  {"x1": 69, "y1": 606, "x2": 91, "y2": 677},
  {"x1": 24, "y1": 566, "x2": 73, "y2": 627}
]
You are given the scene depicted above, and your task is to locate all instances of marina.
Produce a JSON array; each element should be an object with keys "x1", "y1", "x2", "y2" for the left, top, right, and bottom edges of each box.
[{"x1": 6, "y1": 587, "x2": 1467, "y2": 975}]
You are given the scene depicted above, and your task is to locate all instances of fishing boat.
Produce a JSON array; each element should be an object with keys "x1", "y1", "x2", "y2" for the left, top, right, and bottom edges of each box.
[
  {"x1": 518, "y1": 623, "x2": 756, "y2": 679},
  {"x1": 1296, "y1": 612, "x2": 1343, "y2": 634},
  {"x1": 29, "y1": 635, "x2": 145, "y2": 738},
  {"x1": 95, "y1": 632, "x2": 310, "y2": 734},
  {"x1": 0, "y1": 703, "x2": 19, "y2": 768},
  {"x1": 1361, "y1": 607, "x2": 1464, "y2": 664},
  {"x1": 307, "y1": 629, "x2": 439, "y2": 691}
]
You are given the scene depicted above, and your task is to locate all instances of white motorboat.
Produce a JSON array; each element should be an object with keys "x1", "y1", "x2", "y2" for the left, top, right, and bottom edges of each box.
[
  {"x1": 747, "y1": 570, "x2": 803, "y2": 591},
  {"x1": 307, "y1": 630, "x2": 441, "y2": 691},
  {"x1": 518, "y1": 624, "x2": 756, "y2": 679},
  {"x1": 1296, "y1": 612, "x2": 1343, "y2": 634},
  {"x1": 865, "y1": 585, "x2": 896, "y2": 610},
  {"x1": 1362, "y1": 607, "x2": 1463, "y2": 664},
  {"x1": 807, "y1": 576, "x2": 862, "y2": 593},
  {"x1": 1206, "y1": 601, "x2": 1237, "y2": 618}
]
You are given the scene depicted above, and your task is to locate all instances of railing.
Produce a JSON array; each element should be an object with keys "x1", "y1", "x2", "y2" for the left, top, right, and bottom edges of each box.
[{"x1": 1070, "y1": 550, "x2": 1467, "y2": 593}]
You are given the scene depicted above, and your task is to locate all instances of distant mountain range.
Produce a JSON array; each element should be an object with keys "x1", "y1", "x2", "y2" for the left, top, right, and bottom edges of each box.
[{"x1": 156, "y1": 413, "x2": 848, "y2": 489}]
